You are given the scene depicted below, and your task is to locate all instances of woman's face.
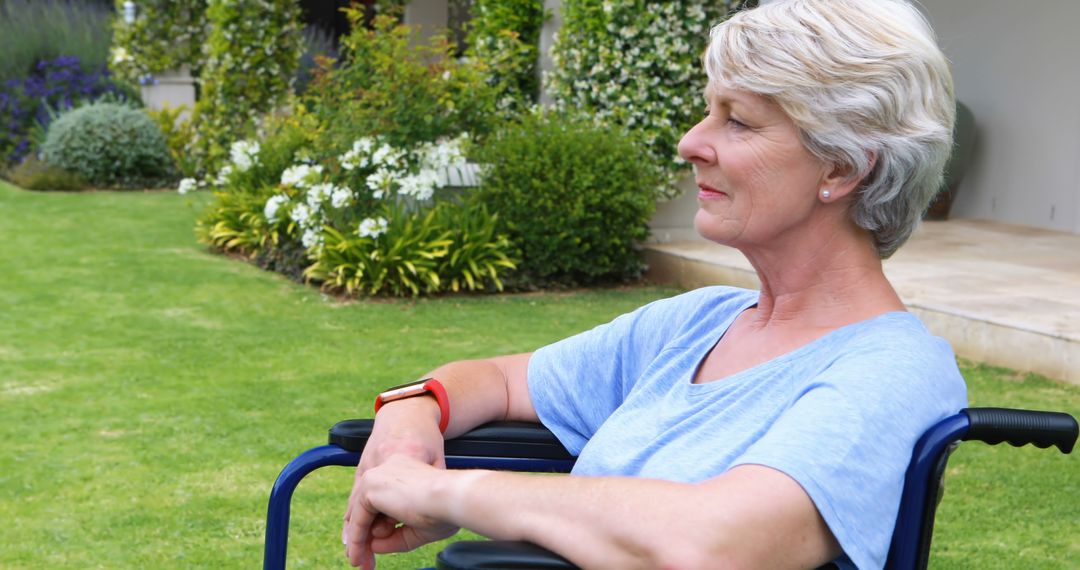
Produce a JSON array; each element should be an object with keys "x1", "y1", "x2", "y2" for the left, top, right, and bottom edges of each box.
[{"x1": 677, "y1": 84, "x2": 831, "y2": 252}]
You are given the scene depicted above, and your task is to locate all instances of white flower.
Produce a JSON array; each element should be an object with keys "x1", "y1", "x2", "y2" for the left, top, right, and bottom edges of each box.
[
  {"x1": 306, "y1": 183, "x2": 333, "y2": 210},
  {"x1": 357, "y1": 217, "x2": 388, "y2": 239},
  {"x1": 419, "y1": 135, "x2": 467, "y2": 171},
  {"x1": 365, "y1": 167, "x2": 394, "y2": 195},
  {"x1": 229, "y1": 140, "x2": 260, "y2": 172},
  {"x1": 340, "y1": 139, "x2": 374, "y2": 171},
  {"x1": 291, "y1": 203, "x2": 313, "y2": 227},
  {"x1": 330, "y1": 186, "x2": 351, "y2": 209},
  {"x1": 397, "y1": 169, "x2": 441, "y2": 201},
  {"x1": 264, "y1": 194, "x2": 290, "y2": 223},
  {"x1": 280, "y1": 164, "x2": 322, "y2": 188},
  {"x1": 177, "y1": 178, "x2": 198, "y2": 195},
  {"x1": 371, "y1": 144, "x2": 402, "y2": 168},
  {"x1": 111, "y1": 46, "x2": 132, "y2": 65},
  {"x1": 214, "y1": 165, "x2": 233, "y2": 186},
  {"x1": 301, "y1": 228, "x2": 321, "y2": 248}
]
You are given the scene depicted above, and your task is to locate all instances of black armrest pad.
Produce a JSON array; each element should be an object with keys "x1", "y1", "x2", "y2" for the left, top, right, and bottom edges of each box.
[
  {"x1": 329, "y1": 420, "x2": 576, "y2": 460},
  {"x1": 436, "y1": 540, "x2": 577, "y2": 570}
]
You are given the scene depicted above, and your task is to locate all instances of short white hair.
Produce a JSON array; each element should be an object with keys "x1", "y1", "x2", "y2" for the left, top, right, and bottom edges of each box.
[{"x1": 705, "y1": 0, "x2": 955, "y2": 258}]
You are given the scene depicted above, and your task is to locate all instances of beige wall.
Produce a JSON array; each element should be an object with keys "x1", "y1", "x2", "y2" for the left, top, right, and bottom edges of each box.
[{"x1": 920, "y1": 0, "x2": 1080, "y2": 234}]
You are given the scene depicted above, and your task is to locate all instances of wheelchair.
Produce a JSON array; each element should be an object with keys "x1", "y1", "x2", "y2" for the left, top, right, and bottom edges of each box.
[{"x1": 263, "y1": 407, "x2": 1077, "y2": 570}]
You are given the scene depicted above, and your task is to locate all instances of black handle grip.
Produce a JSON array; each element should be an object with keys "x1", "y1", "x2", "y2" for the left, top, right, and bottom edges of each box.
[
  {"x1": 963, "y1": 407, "x2": 1078, "y2": 454},
  {"x1": 329, "y1": 419, "x2": 575, "y2": 460}
]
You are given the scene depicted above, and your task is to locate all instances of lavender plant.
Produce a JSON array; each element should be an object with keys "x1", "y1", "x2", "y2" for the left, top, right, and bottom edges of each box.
[{"x1": 0, "y1": 56, "x2": 130, "y2": 165}]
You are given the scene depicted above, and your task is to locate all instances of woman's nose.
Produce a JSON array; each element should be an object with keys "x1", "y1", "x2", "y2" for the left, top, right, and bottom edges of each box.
[{"x1": 677, "y1": 122, "x2": 713, "y2": 166}]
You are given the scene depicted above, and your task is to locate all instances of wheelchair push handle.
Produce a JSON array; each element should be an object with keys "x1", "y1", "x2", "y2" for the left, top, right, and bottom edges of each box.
[{"x1": 963, "y1": 407, "x2": 1078, "y2": 454}]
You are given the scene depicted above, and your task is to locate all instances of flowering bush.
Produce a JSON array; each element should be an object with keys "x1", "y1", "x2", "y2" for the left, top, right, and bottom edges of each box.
[
  {"x1": 0, "y1": 56, "x2": 131, "y2": 165},
  {"x1": 547, "y1": 0, "x2": 742, "y2": 197},
  {"x1": 109, "y1": 0, "x2": 208, "y2": 86},
  {"x1": 42, "y1": 101, "x2": 175, "y2": 189},
  {"x1": 465, "y1": 0, "x2": 547, "y2": 118},
  {"x1": 198, "y1": 128, "x2": 517, "y2": 296},
  {"x1": 194, "y1": 0, "x2": 303, "y2": 174}
]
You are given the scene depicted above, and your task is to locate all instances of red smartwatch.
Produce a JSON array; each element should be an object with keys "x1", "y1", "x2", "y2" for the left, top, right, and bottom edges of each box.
[{"x1": 374, "y1": 378, "x2": 450, "y2": 433}]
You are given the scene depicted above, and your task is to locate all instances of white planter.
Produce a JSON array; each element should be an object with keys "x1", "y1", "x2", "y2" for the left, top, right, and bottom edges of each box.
[{"x1": 140, "y1": 66, "x2": 196, "y2": 122}]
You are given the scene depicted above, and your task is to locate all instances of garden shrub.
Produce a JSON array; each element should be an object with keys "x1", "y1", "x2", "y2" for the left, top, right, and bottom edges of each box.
[
  {"x1": 465, "y1": 0, "x2": 546, "y2": 118},
  {"x1": 548, "y1": 0, "x2": 742, "y2": 197},
  {"x1": 0, "y1": 0, "x2": 112, "y2": 84},
  {"x1": 1, "y1": 56, "x2": 132, "y2": 165},
  {"x1": 42, "y1": 101, "x2": 175, "y2": 189},
  {"x1": 4, "y1": 154, "x2": 88, "y2": 191},
  {"x1": 145, "y1": 105, "x2": 198, "y2": 178},
  {"x1": 110, "y1": 0, "x2": 208, "y2": 86},
  {"x1": 194, "y1": 0, "x2": 303, "y2": 174},
  {"x1": 196, "y1": 9, "x2": 518, "y2": 297},
  {"x1": 473, "y1": 111, "x2": 661, "y2": 287},
  {"x1": 308, "y1": 11, "x2": 499, "y2": 155}
]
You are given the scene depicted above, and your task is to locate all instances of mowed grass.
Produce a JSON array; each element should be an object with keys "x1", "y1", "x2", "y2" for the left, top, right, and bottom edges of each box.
[{"x1": 0, "y1": 180, "x2": 1076, "y2": 568}]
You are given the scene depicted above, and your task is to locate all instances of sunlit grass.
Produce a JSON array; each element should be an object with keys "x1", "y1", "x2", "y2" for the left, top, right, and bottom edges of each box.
[{"x1": 0, "y1": 180, "x2": 1075, "y2": 568}]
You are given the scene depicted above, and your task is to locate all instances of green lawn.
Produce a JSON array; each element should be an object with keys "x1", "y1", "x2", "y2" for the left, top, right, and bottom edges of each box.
[{"x1": 0, "y1": 181, "x2": 1076, "y2": 568}]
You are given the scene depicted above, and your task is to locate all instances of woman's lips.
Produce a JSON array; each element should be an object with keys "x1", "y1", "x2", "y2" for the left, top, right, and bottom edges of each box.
[{"x1": 697, "y1": 184, "x2": 727, "y2": 200}]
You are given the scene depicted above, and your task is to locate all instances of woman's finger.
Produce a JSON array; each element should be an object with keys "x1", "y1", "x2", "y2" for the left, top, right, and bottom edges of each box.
[{"x1": 371, "y1": 515, "x2": 399, "y2": 539}]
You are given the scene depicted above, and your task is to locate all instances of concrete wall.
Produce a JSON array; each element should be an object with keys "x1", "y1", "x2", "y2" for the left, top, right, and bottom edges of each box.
[{"x1": 920, "y1": 0, "x2": 1080, "y2": 234}]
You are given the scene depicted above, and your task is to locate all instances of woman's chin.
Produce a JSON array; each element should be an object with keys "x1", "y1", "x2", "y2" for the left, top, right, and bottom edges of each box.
[{"x1": 693, "y1": 212, "x2": 734, "y2": 246}]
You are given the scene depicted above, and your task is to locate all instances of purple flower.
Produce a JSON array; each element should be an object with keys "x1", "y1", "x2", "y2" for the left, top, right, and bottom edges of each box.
[{"x1": 1, "y1": 55, "x2": 132, "y2": 164}]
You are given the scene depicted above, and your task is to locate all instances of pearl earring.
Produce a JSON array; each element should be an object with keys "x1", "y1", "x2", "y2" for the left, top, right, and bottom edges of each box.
[{"x1": 821, "y1": 190, "x2": 831, "y2": 200}]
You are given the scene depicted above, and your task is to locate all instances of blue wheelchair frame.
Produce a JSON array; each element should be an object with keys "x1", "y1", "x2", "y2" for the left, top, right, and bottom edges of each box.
[{"x1": 263, "y1": 407, "x2": 1076, "y2": 570}]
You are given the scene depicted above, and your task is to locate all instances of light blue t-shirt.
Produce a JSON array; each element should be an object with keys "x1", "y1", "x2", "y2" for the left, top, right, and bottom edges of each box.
[{"x1": 527, "y1": 286, "x2": 967, "y2": 570}]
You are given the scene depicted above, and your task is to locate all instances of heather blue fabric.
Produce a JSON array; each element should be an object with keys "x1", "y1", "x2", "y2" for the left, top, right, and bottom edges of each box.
[{"x1": 527, "y1": 286, "x2": 967, "y2": 570}]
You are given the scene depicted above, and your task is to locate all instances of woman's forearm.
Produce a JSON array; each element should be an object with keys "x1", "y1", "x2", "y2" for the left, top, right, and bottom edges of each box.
[
  {"x1": 429, "y1": 465, "x2": 839, "y2": 570},
  {"x1": 435, "y1": 471, "x2": 703, "y2": 569}
]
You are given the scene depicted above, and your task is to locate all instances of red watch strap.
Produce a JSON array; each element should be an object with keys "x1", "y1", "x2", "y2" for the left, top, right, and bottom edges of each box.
[{"x1": 374, "y1": 378, "x2": 450, "y2": 433}]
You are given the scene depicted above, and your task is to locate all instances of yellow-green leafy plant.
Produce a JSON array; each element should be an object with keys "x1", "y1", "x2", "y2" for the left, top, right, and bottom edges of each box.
[
  {"x1": 145, "y1": 105, "x2": 198, "y2": 178},
  {"x1": 308, "y1": 10, "x2": 499, "y2": 155},
  {"x1": 306, "y1": 201, "x2": 454, "y2": 298}
]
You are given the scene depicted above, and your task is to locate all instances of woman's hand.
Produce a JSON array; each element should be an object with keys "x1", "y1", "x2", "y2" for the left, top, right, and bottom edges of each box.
[
  {"x1": 343, "y1": 398, "x2": 451, "y2": 569},
  {"x1": 345, "y1": 455, "x2": 463, "y2": 567}
]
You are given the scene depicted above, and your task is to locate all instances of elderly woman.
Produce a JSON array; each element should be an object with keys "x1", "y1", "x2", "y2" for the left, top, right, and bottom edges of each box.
[{"x1": 342, "y1": 0, "x2": 967, "y2": 568}]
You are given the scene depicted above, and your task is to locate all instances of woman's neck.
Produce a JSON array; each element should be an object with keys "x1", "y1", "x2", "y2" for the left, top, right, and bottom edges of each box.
[{"x1": 739, "y1": 223, "x2": 904, "y2": 332}]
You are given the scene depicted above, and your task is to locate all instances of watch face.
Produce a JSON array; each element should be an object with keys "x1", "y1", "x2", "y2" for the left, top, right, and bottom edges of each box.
[{"x1": 378, "y1": 383, "x2": 429, "y2": 404}]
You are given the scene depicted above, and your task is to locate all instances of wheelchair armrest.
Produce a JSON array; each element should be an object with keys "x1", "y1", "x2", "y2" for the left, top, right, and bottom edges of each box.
[
  {"x1": 963, "y1": 407, "x2": 1078, "y2": 453},
  {"x1": 329, "y1": 419, "x2": 577, "y2": 461},
  {"x1": 436, "y1": 540, "x2": 577, "y2": 570}
]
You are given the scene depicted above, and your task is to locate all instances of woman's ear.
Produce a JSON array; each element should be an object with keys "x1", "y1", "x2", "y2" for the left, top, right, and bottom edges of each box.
[{"x1": 820, "y1": 151, "x2": 877, "y2": 202}]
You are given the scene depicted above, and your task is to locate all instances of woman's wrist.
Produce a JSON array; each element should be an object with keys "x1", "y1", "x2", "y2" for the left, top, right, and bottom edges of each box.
[
  {"x1": 374, "y1": 395, "x2": 443, "y2": 433},
  {"x1": 437, "y1": 469, "x2": 491, "y2": 525}
]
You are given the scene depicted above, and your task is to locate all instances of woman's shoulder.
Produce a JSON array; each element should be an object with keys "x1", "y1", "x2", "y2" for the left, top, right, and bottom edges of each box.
[
  {"x1": 644, "y1": 285, "x2": 758, "y2": 316},
  {"x1": 820, "y1": 312, "x2": 967, "y2": 401}
]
